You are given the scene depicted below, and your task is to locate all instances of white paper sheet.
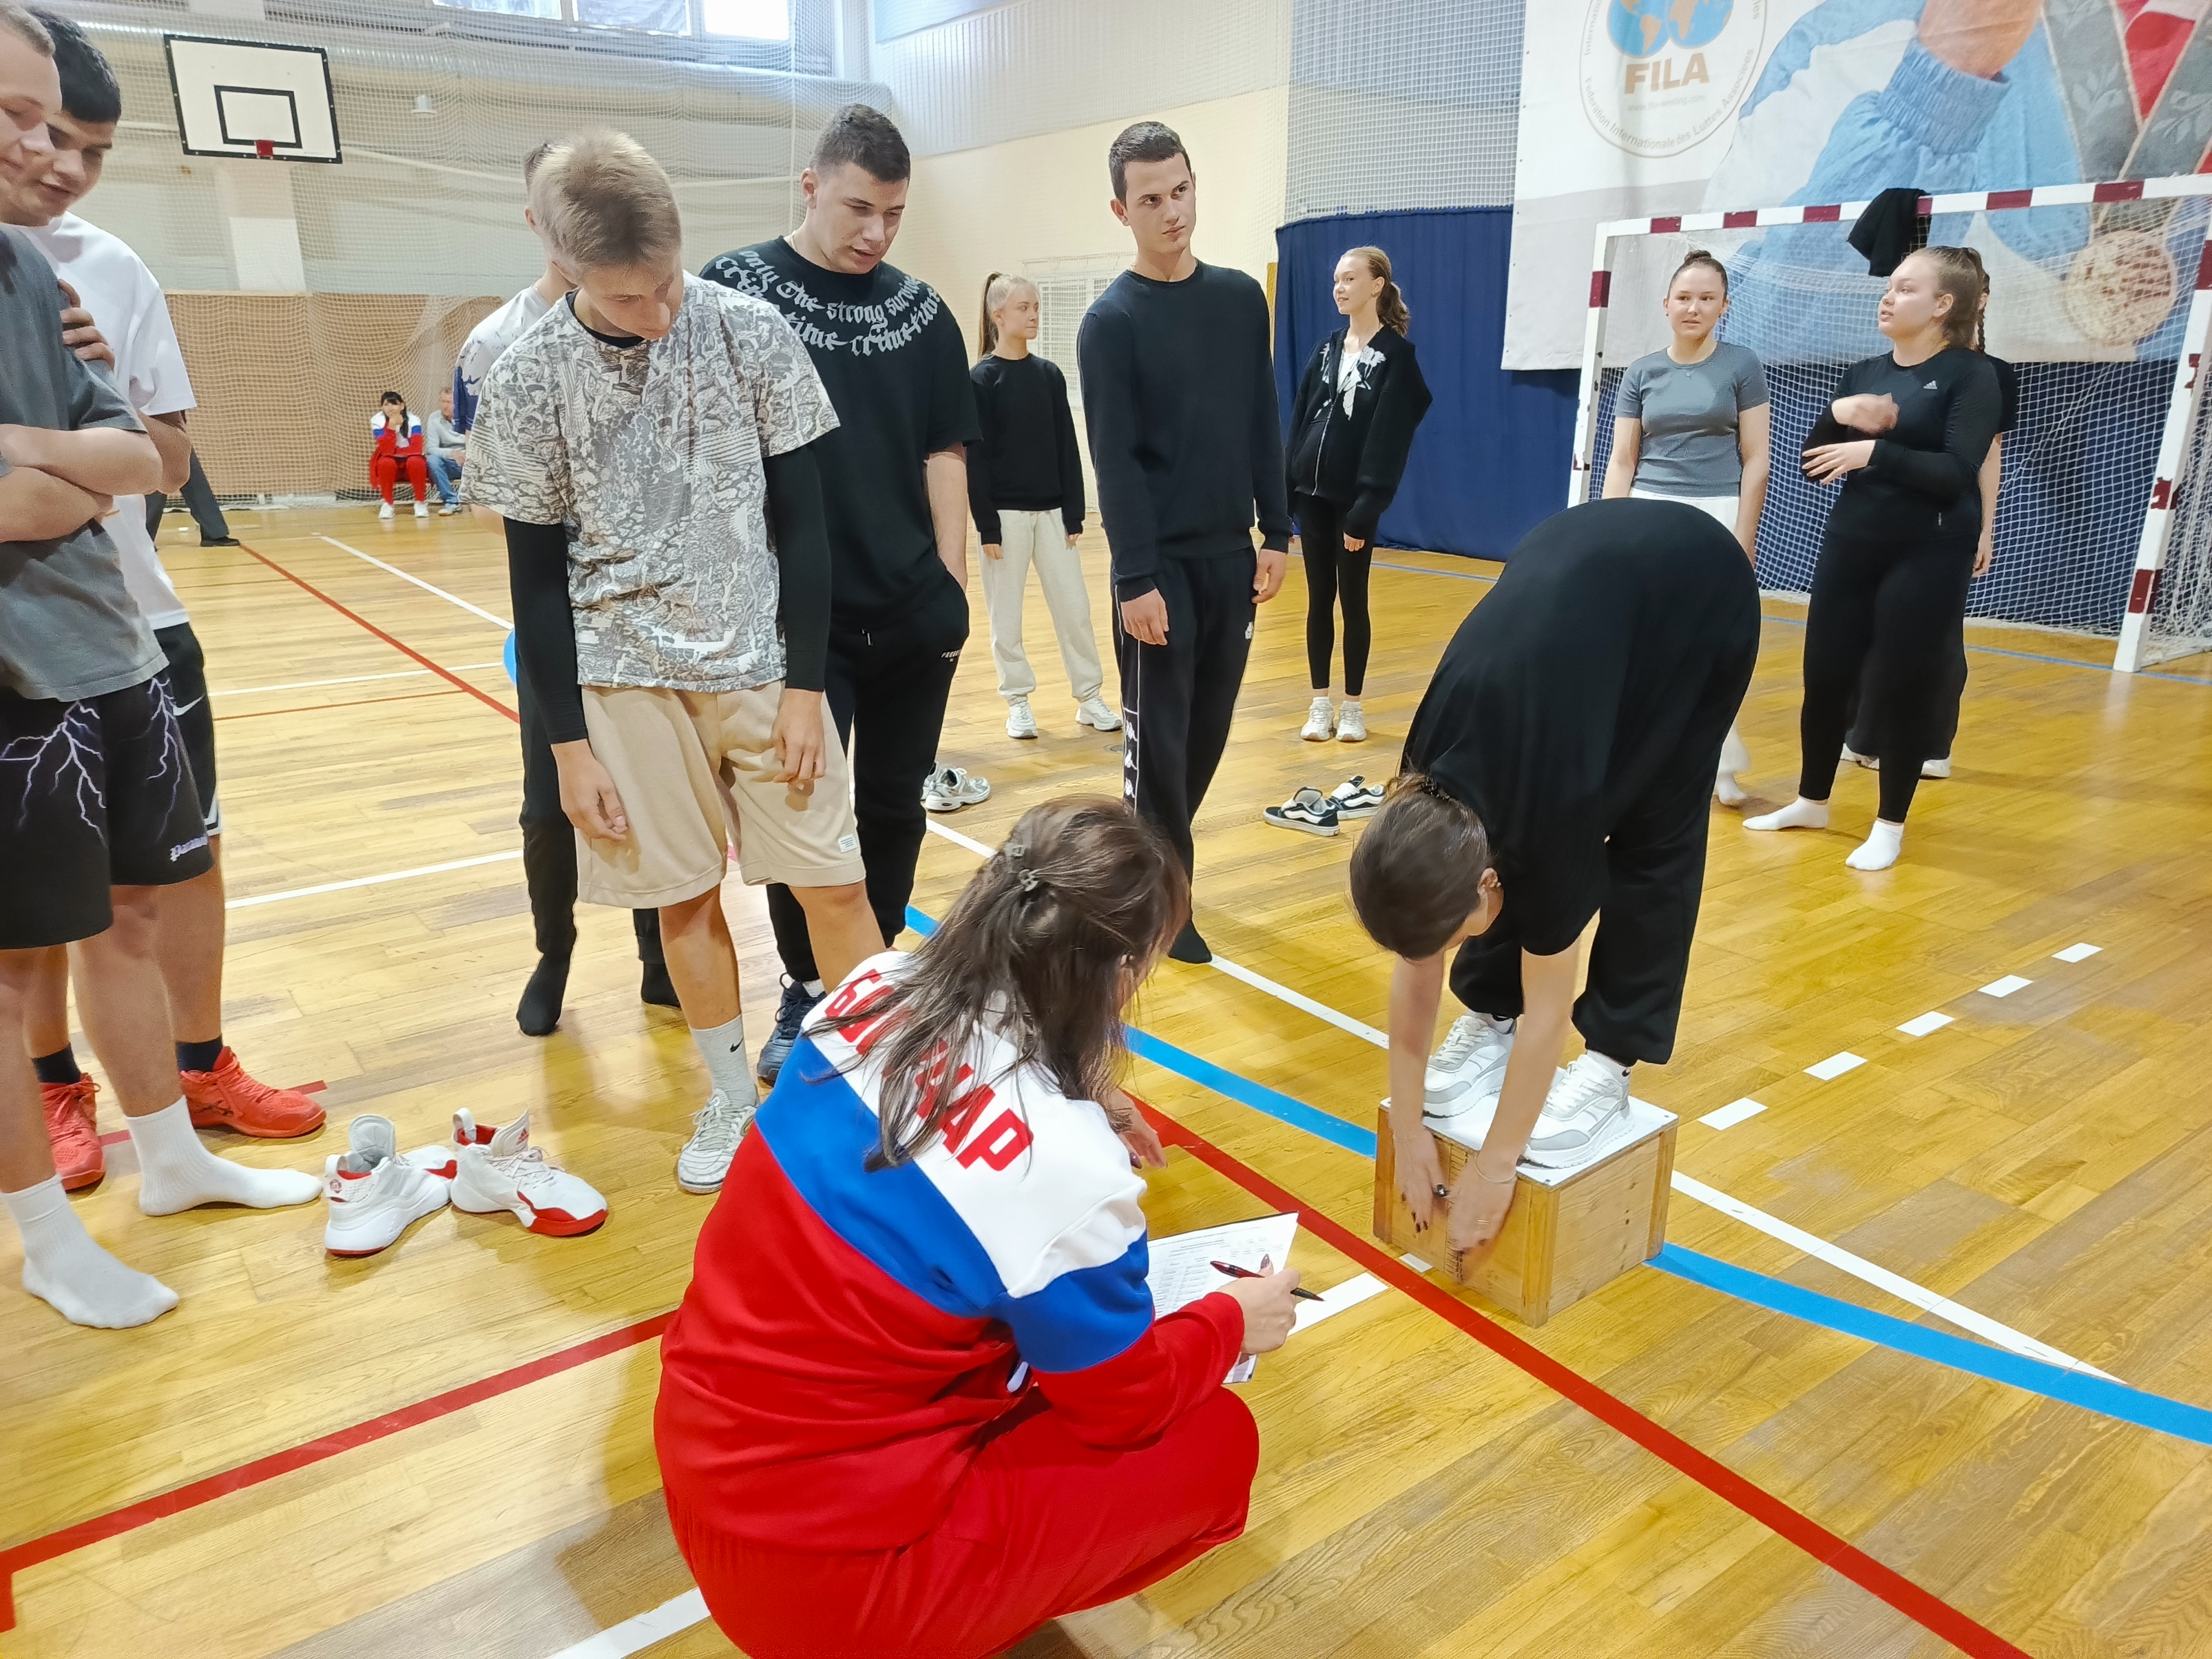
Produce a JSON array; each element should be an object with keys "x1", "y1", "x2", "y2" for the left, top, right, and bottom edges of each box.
[{"x1": 1149, "y1": 1211, "x2": 1299, "y2": 1384}]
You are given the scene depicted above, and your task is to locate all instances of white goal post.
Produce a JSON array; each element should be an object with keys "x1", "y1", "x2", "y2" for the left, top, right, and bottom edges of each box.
[{"x1": 1568, "y1": 177, "x2": 2212, "y2": 673}]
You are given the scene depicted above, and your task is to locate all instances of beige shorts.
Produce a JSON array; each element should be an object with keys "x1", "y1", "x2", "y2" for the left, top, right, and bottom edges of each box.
[{"x1": 576, "y1": 682, "x2": 866, "y2": 909}]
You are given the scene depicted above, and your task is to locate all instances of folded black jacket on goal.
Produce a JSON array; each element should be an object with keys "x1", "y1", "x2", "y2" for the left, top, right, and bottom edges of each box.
[{"x1": 1284, "y1": 325, "x2": 1433, "y2": 544}]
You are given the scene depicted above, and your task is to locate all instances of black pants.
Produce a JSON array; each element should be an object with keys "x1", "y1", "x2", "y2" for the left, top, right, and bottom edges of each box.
[
  {"x1": 1114, "y1": 552, "x2": 1256, "y2": 884},
  {"x1": 144, "y1": 450, "x2": 231, "y2": 542},
  {"x1": 1294, "y1": 495, "x2": 1372, "y2": 697},
  {"x1": 1799, "y1": 527, "x2": 1975, "y2": 823},
  {"x1": 1846, "y1": 618, "x2": 1967, "y2": 762},
  {"x1": 516, "y1": 666, "x2": 662, "y2": 969},
  {"x1": 767, "y1": 565, "x2": 970, "y2": 982},
  {"x1": 1446, "y1": 657, "x2": 1745, "y2": 1068}
]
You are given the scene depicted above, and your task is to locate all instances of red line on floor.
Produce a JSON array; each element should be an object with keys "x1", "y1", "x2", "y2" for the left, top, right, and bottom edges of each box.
[
  {"x1": 95, "y1": 1081, "x2": 327, "y2": 1148},
  {"x1": 0, "y1": 1311, "x2": 671, "y2": 1629},
  {"x1": 214, "y1": 688, "x2": 463, "y2": 722},
  {"x1": 234, "y1": 542, "x2": 520, "y2": 725},
  {"x1": 1132, "y1": 1099, "x2": 2033, "y2": 1659}
]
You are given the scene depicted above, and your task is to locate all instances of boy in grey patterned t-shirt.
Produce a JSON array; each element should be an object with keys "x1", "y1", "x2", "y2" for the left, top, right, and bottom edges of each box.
[{"x1": 464, "y1": 130, "x2": 882, "y2": 1196}]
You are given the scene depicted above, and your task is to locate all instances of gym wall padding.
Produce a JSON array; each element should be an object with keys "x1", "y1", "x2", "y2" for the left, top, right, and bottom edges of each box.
[{"x1": 1274, "y1": 207, "x2": 1576, "y2": 562}]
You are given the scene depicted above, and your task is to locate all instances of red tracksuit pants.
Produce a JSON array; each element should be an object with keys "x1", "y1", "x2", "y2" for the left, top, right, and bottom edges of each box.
[
  {"x1": 666, "y1": 1389, "x2": 1258, "y2": 1659},
  {"x1": 372, "y1": 452, "x2": 428, "y2": 505}
]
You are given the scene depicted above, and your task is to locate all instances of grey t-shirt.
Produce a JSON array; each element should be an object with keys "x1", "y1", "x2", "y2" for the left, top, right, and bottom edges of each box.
[
  {"x1": 1617, "y1": 341, "x2": 1769, "y2": 497},
  {"x1": 0, "y1": 230, "x2": 160, "y2": 704}
]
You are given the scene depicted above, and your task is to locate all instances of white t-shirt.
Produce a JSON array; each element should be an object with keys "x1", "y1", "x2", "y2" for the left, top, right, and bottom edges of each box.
[
  {"x1": 23, "y1": 212, "x2": 197, "y2": 630},
  {"x1": 454, "y1": 283, "x2": 554, "y2": 433}
]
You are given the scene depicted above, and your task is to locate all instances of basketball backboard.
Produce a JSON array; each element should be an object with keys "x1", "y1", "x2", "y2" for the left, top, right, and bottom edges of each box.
[{"x1": 164, "y1": 35, "x2": 341, "y2": 163}]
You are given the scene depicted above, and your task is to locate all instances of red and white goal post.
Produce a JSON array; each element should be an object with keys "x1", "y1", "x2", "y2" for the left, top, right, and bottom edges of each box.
[{"x1": 1568, "y1": 176, "x2": 2212, "y2": 673}]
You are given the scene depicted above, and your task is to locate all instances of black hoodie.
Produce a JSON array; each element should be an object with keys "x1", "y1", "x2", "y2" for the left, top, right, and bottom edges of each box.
[{"x1": 1284, "y1": 325, "x2": 1432, "y2": 542}]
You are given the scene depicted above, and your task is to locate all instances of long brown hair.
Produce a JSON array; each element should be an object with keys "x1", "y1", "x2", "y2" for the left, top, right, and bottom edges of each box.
[
  {"x1": 1912, "y1": 245, "x2": 1989, "y2": 351},
  {"x1": 817, "y1": 797, "x2": 1189, "y2": 1170},
  {"x1": 977, "y1": 270, "x2": 1035, "y2": 357},
  {"x1": 1347, "y1": 774, "x2": 1493, "y2": 959},
  {"x1": 1346, "y1": 245, "x2": 1410, "y2": 336}
]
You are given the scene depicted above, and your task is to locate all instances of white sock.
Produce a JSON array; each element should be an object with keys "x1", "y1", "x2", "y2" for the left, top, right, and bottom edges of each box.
[
  {"x1": 4, "y1": 1176, "x2": 178, "y2": 1328},
  {"x1": 1846, "y1": 819, "x2": 1905, "y2": 871},
  {"x1": 1713, "y1": 768, "x2": 1747, "y2": 806},
  {"x1": 803, "y1": 979, "x2": 824, "y2": 997},
  {"x1": 129, "y1": 1098, "x2": 322, "y2": 1215},
  {"x1": 1744, "y1": 797, "x2": 1830, "y2": 832},
  {"x1": 691, "y1": 1015, "x2": 759, "y2": 1105}
]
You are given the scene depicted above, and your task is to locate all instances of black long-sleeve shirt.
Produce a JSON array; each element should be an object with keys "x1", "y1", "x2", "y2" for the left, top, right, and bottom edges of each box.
[
  {"x1": 1075, "y1": 261, "x2": 1292, "y2": 601},
  {"x1": 1805, "y1": 346, "x2": 2002, "y2": 542},
  {"x1": 1284, "y1": 325, "x2": 1432, "y2": 541},
  {"x1": 506, "y1": 442, "x2": 833, "y2": 744},
  {"x1": 967, "y1": 352, "x2": 1084, "y2": 543}
]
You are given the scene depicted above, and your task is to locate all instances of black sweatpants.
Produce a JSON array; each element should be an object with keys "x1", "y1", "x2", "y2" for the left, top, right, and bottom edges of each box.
[
  {"x1": 517, "y1": 665, "x2": 662, "y2": 969},
  {"x1": 1799, "y1": 527, "x2": 1976, "y2": 823},
  {"x1": 766, "y1": 564, "x2": 970, "y2": 982},
  {"x1": 1294, "y1": 494, "x2": 1372, "y2": 696},
  {"x1": 144, "y1": 449, "x2": 232, "y2": 542},
  {"x1": 1445, "y1": 661, "x2": 1743, "y2": 1068},
  {"x1": 1114, "y1": 552, "x2": 1256, "y2": 882}
]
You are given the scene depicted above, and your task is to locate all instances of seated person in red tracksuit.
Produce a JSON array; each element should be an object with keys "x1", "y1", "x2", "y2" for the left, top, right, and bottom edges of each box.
[
  {"x1": 369, "y1": 391, "x2": 430, "y2": 519},
  {"x1": 654, "y1": 796, "x2": 1302, "y2": 1659}
]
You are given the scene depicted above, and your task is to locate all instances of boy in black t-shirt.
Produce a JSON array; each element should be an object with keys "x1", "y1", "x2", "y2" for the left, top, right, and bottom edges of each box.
[{"x1": 700, "y1": 105, "x2": 981, "y2": 1081}]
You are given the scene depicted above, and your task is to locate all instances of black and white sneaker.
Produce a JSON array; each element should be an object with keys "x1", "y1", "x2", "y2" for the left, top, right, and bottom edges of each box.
[
  {"x1": 1328, "y1": 776, "x2": 1386, "y2": 819},
  {"x1": 1263, "y1": 786, "x2": 1341, "y2": 837}
]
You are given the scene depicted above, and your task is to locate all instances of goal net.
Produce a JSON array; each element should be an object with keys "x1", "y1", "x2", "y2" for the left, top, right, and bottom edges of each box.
[{"x1": 1569, "y1": 178, "x2": 2212, "y2": 671}]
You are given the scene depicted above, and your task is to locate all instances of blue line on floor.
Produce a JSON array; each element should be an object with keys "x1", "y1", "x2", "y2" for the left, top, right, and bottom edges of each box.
[{"x1": 903, "y1": 911, "x2": 2210, "y2": 1441}]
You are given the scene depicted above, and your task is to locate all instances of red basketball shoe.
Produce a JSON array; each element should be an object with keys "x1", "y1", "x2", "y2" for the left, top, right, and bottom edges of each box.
[{"x1": 182, "y1": 1047, "x2": 327, "y2": 1139}]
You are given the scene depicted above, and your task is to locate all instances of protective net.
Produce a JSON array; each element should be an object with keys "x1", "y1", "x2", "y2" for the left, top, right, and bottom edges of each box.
[
  {"x1": 1578, "y1": 188, "x2": 2212, "y2": 664},
  {"x1": 57, "y1": 0, "x2": 881, "y2": 503}
]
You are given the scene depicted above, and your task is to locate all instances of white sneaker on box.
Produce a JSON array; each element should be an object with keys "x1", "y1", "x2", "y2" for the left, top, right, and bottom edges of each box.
[
  {"x1": 1521, "y1": 1052, "x2": 1634, "y2": 1168},
  {"x1": 1075, "y1": 695, "x2": 1122, "y2": 731},
  {"x1": 1006, "y1": 696, "x2": 1039, "y2": 740},
  {"x1": 677, "y1": 1089, "x2": 758, "y2": 1194},
  {"x1": 322, "y1": 1114, "x2": 453, "y2": 1257},
  {"x1": 1423, "y1": 1013, "x2": 1515, "y2": 1120},
  {"x1": 448, "y1": 1109, "x2": 607, "y2": 1238}
]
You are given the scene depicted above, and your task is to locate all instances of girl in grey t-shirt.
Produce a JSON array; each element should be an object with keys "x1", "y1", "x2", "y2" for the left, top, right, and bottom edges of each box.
[{"x1": 1601, "y1": 250, "x2": 1770, "y2": 803}]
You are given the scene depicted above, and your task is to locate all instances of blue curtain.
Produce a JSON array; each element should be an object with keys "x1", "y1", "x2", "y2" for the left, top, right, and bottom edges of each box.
[{"x1": 1275, "y1": 208, "x2": 1577, "y2": 561}]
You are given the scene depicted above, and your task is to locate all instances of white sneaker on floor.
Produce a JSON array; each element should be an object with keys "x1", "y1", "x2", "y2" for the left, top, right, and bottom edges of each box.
[
  {"x1": 1263, "y1": 785, "x2": 1341, "y2": 837},
  {"x1": 448, "y1": 1109, "x2": 608, "y2": 1237},
  {"x1": 413, "y1": 501, "x2": 429, "y2": 520},
  {"x1": 1840, "y1": 743, "x2": 1877, "y2": 770},
  {"x1": 677, "y1": 1089, "x2": 758, "y2": 1194},
  {"x1": 322, "y1": 1114, "x2": 452, "y2": 1257},
  {"x1": 1327, "y1": 775, "x2": 1386, "y2": 819},
  {"x1": 1336, "y1": 702, "x2": 1366, "y2": 743},
  {"x1": 377, "y1": 503, "x2": 395, "y2": 521},
  {"x1": 1922, "y1": 755, "x2": 1951, "y2": 779},
  {"x1": 1076, "y1": 695, "x2": 1123, "y2": 731},
  {"x1": 1006, "y1": 696, "x2": 1039, "y2": 740},
  {"x1": 1423, "y1": 1013, "x2": 1515, "y2": 1120},
  {"x1": 922, "y1": 765, "x2": 991, "y2": 812},
  {"x1": 1300, "y1": 697, "x2": 1335, "y2": 741},
  {"x1": 438, "y1": 503, "x2": 458, "y2": 516},
  {"x1": 1521, "y1": 1052, "x2": 1634, "y2": 1169}
]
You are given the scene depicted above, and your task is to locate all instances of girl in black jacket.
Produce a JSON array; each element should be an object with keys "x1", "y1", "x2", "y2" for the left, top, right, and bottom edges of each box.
[
  {"x1": 1747, "y1": 246, "x2": 2001, "y2": 872},
  {"x1": 1285, "y1": 247, "x2": 1433, "y2": 744}
]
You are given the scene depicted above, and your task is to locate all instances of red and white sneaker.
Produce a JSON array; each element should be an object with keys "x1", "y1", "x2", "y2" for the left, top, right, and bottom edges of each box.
[
  {"x1": 323, "y1": 1115, "x2": 453, "y2": 1257},
  {"x1": 447, "y1": 1109, "x2": 607, "y2": 1238},
  {"x1": 42, "y1": 1075, "x2": 104, "y2": 1192},
  {"x1": 182, "y1": 1047, "x2": 327, "y2": 1139}
]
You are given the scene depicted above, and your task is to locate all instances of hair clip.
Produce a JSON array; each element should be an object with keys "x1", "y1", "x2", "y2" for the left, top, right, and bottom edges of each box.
[{"x1": 1018, "y1": 869, "x2": 1040, "y2": 894}]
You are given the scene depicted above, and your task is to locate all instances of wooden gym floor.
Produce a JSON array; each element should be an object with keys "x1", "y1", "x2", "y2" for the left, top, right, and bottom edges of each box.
[{"x1": 4, "y1": 503, "x2": 2211, "y2": 1659}]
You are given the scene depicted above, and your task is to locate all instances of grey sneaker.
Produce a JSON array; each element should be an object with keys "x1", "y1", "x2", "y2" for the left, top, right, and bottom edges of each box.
[
  {"x1": 1423, "y1": 1013, "x2": 1515, "y2": 1119},
  {"x1": 677, "y1": 1089, "x2": 758, "y2": 1194},
  {"x1": 1521, "y1": 1052, "x2": 1633, "y2": 1168}
]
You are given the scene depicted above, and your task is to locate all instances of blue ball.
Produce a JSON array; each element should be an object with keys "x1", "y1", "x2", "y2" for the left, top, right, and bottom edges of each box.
[{"x1": 503, "y1": 628, "x2": 516, "y2": 686}]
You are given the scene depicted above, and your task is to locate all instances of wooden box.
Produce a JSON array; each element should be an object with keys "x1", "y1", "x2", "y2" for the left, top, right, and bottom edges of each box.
[{"x1": 1372, "y1": 1102, "x2": 1677, "y2": 1326}]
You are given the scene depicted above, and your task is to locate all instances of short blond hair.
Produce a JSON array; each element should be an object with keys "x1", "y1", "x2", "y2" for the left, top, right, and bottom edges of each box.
[
  {"x1": 530, "y1": 129, "x2": 681, "y2": 273},
  {"x1": 1, "y1": 4, "x2": 54, "y2": 54}
]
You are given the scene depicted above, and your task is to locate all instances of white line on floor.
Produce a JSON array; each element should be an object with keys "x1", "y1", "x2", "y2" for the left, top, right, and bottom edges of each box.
[
  {"x1": 1981, "y1": 974, "x2": 2034, "y2": 998},
  {"x1": 543, "y1": 1588, "x2": 708, "y2": 1659},
  {"x1": 212, "y1": 663, "x2": 503, "y2": 698},
  {"x1": 1898, "y1": 1011, "x2": 1955, "y2": 1037},
  {"x1": 2053, "y1": 943, "x2": 2102, "y2": 963},
  {"x1": 1668, "y1": 1173, "x2": 2116, "y2": 1380},
  {"x1": 1805, "y1": 1051, "x2": 1866, "y2": 1081},
  {"x1": 1699, "y1": 1098, "x2": 1767, "y2": 1131},
  {"x1": 318, "y1": 534, "x2": 513, "y2": 629},
  {"x1": 225, "y1": 850, "x2": 521, "y2": 909},
  {"x1": 1292, "y1": 1272, "x2": 1389, "y2": 1333}
]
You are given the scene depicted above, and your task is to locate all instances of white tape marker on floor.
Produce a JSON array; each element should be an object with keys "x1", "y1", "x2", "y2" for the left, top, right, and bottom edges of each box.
[
  {"x1": 318, "y1": 534, "x2": 514, "y2": 629},
  {"x1": 226, "y1": 850, "x2": 522, "y2": 909},
  {"x1": 1698, "y1": 1098, "x2": 1767, "y2": 1131},
  {"x1": 543, "y1": 1588, "x2": 708, "y2": 1659},
  {"x1": 1667, "y1": 1172, "x2": 2117, "y2": 1380},
  {"x1": 1897, "y1": 1011, "x2": 1954, "y2": 1037},
  {"x1": 1292, "y1": 1272, "x2": 1389, "y2": 1334},
  {"x1": 1981, "y1": 975, "x2": 2034, "y2": 998},
  {"x1": 1804, "y1": 1051, "x2": 1865, "y2": 1081},
  {"x1": 2053, "y1": 943, "x2": 2102, "y2": 963}
]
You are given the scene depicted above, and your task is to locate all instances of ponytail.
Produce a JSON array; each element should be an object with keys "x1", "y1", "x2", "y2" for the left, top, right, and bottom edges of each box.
[
  {"x1": 1916, "y1": 245, "x2": 1989, "y2": 352},
  {"x1": 977, "y1": 270, "x2": 1035, "y2": 358},
  {"x1": 1347, "y1": 245, "x2": 1411, "y2": 336}
]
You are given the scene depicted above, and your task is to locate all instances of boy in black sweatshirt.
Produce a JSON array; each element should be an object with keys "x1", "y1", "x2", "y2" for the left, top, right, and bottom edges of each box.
[{"x1": 1077, "y1": 121, "x2": 1291, "y2": 964}]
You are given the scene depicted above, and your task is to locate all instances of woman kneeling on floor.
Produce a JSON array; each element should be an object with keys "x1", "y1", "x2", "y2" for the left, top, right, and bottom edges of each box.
[{"x1": 654, "y1": 796, "x2": 1301, "y2": 1659}]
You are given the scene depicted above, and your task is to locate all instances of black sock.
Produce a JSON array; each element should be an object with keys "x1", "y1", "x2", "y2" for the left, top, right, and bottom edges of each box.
[
  {"x1": 517, "y1": 953, "x2": 571, "y2": 1037},
  {"x1": 32, "y1": 1046, "x2": 81, "y2": 1086},
  {"x1": 176, "y1": 1037, "x2": 224, "y2": 1074},
  {"x1": 1167, "y1": 919, "x2": 1211, "y2": 966},
  {"x1": 639, "y1": 959, "x2": 679, "y2": 1008}
]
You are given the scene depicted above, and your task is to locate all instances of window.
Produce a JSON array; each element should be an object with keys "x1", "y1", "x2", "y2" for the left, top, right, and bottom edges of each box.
[
  {"x1": 433, "y1": 0, "x2": 791, "y2": 41},
  {"x1": 1029, "y1": 259, "x2": 1124, "y2": 405}
]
